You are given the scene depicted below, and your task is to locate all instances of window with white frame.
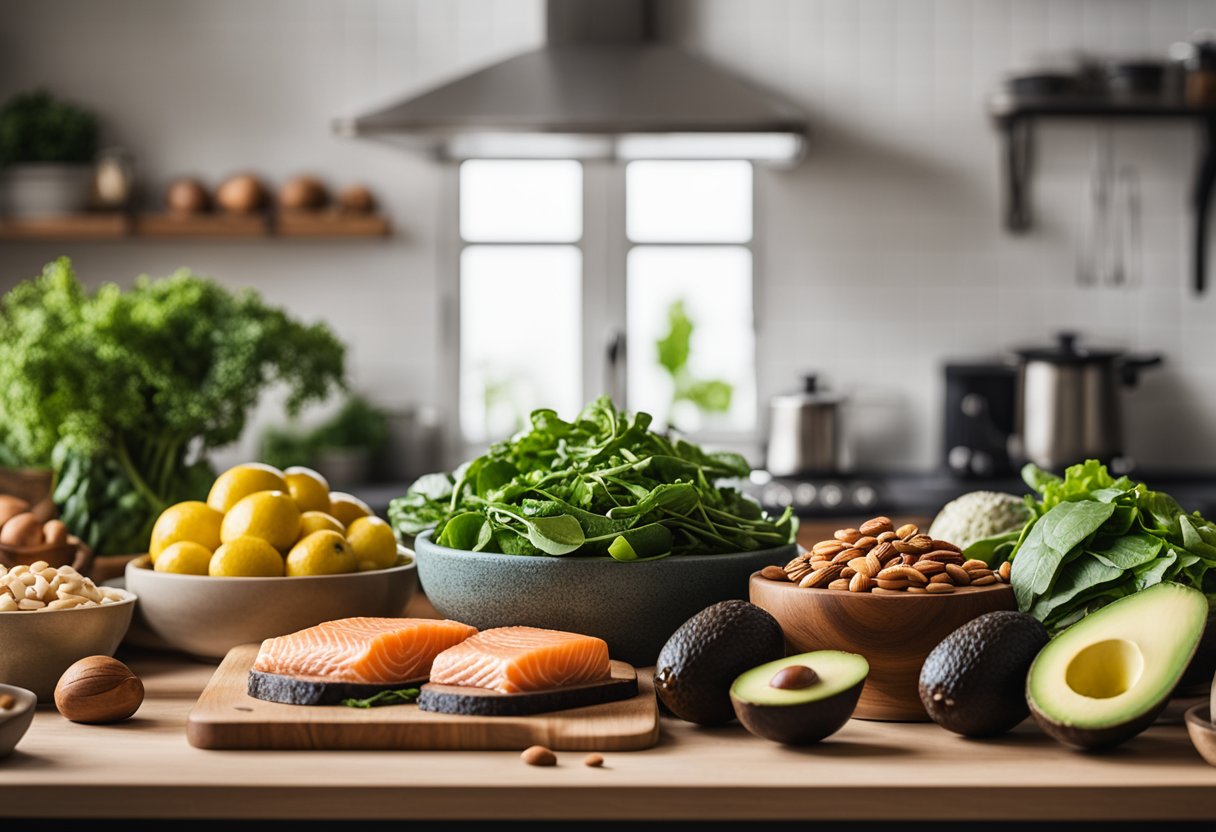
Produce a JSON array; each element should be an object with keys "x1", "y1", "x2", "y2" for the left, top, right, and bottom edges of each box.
[{"x1": 457, "y1": 158, "x2": 756, "y2": 443}]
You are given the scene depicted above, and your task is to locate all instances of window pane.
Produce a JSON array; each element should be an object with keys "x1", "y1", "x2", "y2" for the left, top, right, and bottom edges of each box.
[
  {"x1": 461, "y1": 246, "x2": 582, "y2": 441},
  {"x1": 460, "y1": 160, "x2": 582, "y2": 242},
  {"x1": 626, "y1": 246, "x2": 755, "y2": 432},
  {"x1": 626, "y1": 160, "x2": 752, "y2": 243}
]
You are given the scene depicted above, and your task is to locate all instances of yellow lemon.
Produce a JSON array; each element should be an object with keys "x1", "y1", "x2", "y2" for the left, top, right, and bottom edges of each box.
[
  {"x1": 153, "y1": 541, "x2": 213, "y2": 575},
  {"x1": 207, "y1": 462, "x2": 288, "y2": 513},
  {"x1": 298, "y1": 510, "x2": 345, "y2": 539},
  {"x1": 148, "y1": 501, "x2": 222, "y2": 564},
  {"x1": 284, "y1": 466, "x2": 330, "y2": 513},
  {"x1": 286, "y1": 530, "x2": 357, "y2": 577},
  {"x1": 346, "y1": 516, "x2": 398, "y2": 572},
  {"x1": 220, "y1": 490, "x2": 301, "y2": 552},
  {"x1": 329, "y1": 491, "x2": 373, "y2": 526},
  {"x1": 209, "y1": 537, "x2": 284, "y2": 577}
]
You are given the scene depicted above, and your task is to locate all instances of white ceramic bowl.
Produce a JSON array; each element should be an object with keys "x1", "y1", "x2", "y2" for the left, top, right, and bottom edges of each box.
[
  {"x1": 0, "y1": 684, "x2": 36, "y2": 757},
  {"x1": 124, "y1": 549, "x2": 418, "y2": 660},
  {"x1": 0, "y1": 590, "x2": 137, "y2": 701}
]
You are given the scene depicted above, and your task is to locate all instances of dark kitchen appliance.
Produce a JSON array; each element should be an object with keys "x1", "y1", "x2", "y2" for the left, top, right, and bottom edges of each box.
[
  {"x1": 942, "y1": 361, "x2": 1017, "y2": 478},
  {"x1": 1014, "y1": 333, "x2": 1161, "y2": 471}
]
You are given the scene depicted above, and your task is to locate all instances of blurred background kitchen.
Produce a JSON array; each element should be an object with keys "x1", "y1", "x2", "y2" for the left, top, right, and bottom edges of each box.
[{"x1": 3, "y1": 0, "x2": 1216, "y2": 526}]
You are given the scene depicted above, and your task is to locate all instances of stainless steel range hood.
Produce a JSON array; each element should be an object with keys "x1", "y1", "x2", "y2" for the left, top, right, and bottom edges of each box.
[{"x1": 333, "y1": 0, "x2": 807, "y2": 164}]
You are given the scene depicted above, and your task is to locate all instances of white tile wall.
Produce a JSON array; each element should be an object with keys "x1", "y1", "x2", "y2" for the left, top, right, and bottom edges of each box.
[
  {"x1": 663, "y1": 0, "x2": 1216, "y2": 471},
  {"x1": 3, "y1": 0, "x2": 1216, "y2": 472},
  {"x1": 0, "y1": 0, "x2": 544, "y2": 467}
]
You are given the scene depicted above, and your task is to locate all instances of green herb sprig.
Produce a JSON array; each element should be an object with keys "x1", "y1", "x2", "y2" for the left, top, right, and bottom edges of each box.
[
  {"x1": 341, "y1": 688, "x2": 420, "y2": 709},
  {"x1": 389, "y1": 397, "x2": 796, "y2": 560}
]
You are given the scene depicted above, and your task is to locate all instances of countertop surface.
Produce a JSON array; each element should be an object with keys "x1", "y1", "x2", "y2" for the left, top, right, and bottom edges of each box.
[{"x1": 2, "y1": 648, "x2": 1214, "y2": 821}]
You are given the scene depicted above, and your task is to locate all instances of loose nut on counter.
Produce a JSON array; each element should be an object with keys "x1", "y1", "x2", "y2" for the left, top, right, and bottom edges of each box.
[{"x1": 54, "y1": 656, "x2": 144, "y2": 724}]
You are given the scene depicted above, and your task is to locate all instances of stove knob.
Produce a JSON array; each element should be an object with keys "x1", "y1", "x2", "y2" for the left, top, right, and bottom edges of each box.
[
  {"x1": 764, "y1": 484, "x2": 793, "y2": 508},
  {"x1": 794, "y1": 483, "x2": 817, "y2": 507},
  {"x1": 819, "y1": 484, "x2": 843, "y2": 509},
  {"x1": 852, "y1": 484, "x2": 877, "y2": 509}
]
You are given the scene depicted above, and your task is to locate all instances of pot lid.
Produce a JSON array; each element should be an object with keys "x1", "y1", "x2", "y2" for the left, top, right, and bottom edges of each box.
[
  {"x1": 770, "y1": 374, "x2": 844, "y2": 406},
  {"x1": 1014, "y1": 333, "x2": 1126, "y2": 364}
]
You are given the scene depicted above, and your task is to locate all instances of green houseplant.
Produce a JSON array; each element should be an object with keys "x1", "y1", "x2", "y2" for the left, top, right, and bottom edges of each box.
[
  {"x1": 261, "y1": 395, "x2": 391, "y2": 487},
  {"x1": 0, "y1": 258, "x2": 347, "y2": 555},
  {"x1": 0, "y1": 89, "x2": 100, "y2": 217}
]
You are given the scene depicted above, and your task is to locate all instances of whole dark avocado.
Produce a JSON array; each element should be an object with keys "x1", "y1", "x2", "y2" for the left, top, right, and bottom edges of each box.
[
  {"x1": 655, "y1": 599, "x2": 785, "y2": 725},
  {"x1": 918, "y1": 610, "x2": 1048, "y2": 737}
]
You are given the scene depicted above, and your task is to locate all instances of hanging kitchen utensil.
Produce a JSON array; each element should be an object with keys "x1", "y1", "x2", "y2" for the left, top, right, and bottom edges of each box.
[
  {"x1": 1078, "y1": 130, "x2": 1116, "y2": 287},
  {"x1": 1115, "y1": 165, "x2": 1141, "y2": 288},
  {"x1": 1013, "y1": 333, "x2": 1161, "y2": 471}
]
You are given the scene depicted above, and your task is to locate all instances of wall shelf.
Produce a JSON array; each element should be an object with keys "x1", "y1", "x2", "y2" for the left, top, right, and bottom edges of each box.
[
  {"x1": 988, "y1": 92, "x2": 1216, "y2": 294},
  {"x1": 0, "y1": 212, "x2": 390, "y2": 242}
]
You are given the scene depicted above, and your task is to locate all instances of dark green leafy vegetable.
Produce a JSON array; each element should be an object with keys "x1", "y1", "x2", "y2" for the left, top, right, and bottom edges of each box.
[
  {"x1": 0, "y1": 89, "x2": 99, "y2": 164},
  {"x1": 0, "y1": 258, "x2": 346, "y2": 554},
  {"x1": 972, "y1": 460, "x2": 1216, "y2": 631},
  {"x1": 389, "y1": 397, "x2": 795, "y2": 559},
  {"x1": 341, "y1": 688, "x2": 420, "y2": 709}
]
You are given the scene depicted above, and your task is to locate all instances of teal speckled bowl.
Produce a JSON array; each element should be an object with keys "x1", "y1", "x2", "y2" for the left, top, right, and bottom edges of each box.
[{"x1": 415, "y1": 531, "x2": 796, "y2": 666}]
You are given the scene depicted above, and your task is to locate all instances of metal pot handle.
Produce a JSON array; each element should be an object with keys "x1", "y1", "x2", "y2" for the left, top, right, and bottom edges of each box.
[{"x1": 1118, "y1": 354, "x2": 1162, "y2": 387}]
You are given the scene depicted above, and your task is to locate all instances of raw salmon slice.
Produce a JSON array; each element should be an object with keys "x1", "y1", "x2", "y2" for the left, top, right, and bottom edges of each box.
[
  {"x1": 428, "y1": 626, "x2": 612, "y2": 694},
  {"x1": 253, "y1": 618, "x2": 477, "y2": 685}
]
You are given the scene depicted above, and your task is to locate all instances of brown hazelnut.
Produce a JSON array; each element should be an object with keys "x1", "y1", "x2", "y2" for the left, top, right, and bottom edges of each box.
[
  {"x1": 0, "y1": 512, "x2": 44, "y2": 547},
  {"x1": 42, "y1": 519, "x2": 68, "y2": 546},
  {"x1": 337, "y1": 184, "x2": 375, "y2": 215},
  {"x1": 278, "y1": 175, "x2": 329, "y2": 212},
  {"x1": 216, "y1": 174, "x2": 268, "y2": 214},
  {"x1": 166, "y1": 178, "x2": 211, "y2": 214},
  {"x1": 54, "y1": 656, "x2": 144, "y2": 724}
]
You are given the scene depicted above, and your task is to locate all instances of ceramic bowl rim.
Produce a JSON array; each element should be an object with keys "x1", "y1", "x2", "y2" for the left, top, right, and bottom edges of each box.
[
  {"x1": 1185, "y1": 703, "x2": 1213, "y2": 732},
  {"x1": 0, "y1": 587, "x2": 137, "y2": 616},
  {"x1": 124, "y1": 547, "x2": 416, "y2": 583},
  {"x1": 415, "y1": 529, "x2": 797, "y2": 565},
  {"x1": 0, "y1": 683, "x2": 36, "y2": 721}
]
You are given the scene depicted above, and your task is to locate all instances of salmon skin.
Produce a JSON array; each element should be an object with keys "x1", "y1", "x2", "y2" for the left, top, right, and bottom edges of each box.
[
  {"x1": 428, "y1": 626, "x2": 612, "y2": 694},
  {"x1": 253, "y1": 618, "x2": 477, "y2": 685}
]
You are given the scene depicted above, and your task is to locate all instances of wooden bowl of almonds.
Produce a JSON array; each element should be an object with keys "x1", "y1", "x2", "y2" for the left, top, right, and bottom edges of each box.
[{"x1": 749, "y1": 516, "x2": 1014, "y2": 722}]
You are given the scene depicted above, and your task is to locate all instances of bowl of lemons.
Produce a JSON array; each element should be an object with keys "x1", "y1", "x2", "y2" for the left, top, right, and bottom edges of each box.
[{"x1": 124, "y1": 463, "x2": 418, "y2": 660}]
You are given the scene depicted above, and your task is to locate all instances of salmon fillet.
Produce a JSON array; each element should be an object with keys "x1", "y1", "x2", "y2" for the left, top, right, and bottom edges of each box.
[
  {"x1": 253, "y1": 618, "x2": 477, "y2": 685},
  {"x1": 428, "y1": 626, "x2": 612, "y2": 694}
]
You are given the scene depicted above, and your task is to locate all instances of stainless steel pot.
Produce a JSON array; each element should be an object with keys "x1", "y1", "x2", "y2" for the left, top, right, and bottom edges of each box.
[
  {"x1": 766, "y1": 375, "x2": 842, "y2": 476},
  {"x1": 1014, "y1": 333, "x2": 1161, "y2": 470}
]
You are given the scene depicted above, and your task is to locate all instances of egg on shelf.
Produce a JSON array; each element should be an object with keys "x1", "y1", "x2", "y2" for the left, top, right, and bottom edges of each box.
[
  {"x1": 215, "y1": 173, "x2": 269, "y2": 215},
  {"x1": 278, "y1": 175, "x2": 329, "y2": 212},
  {"x1": 165, "y1": 178, "x2": 211, "y2": 214}
]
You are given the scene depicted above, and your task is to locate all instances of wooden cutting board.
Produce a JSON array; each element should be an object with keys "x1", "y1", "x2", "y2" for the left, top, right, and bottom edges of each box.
[{"x1": 187, "y1": 644, "x2": 660, "y2": 751}]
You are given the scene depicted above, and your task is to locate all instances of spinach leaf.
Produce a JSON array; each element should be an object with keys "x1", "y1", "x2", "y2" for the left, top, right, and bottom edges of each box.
[
  {"x1": 603, "y1": 524, "x2": 674, "y2": 561},
  {"x1": 1089, "y1": 534, "x2": 1163, "y2": 570},
  {"x1": 436, "y1": 512, "x2": 493, "y2": 551},
  {"x1": 963, "y1": 529, "x2": 1022, "y2": 566},
  {"x1": 1011, "y1": 500, "x2": 1115, "y2": 610},
  {"x1": 1028, "y1": 555, "x2": 1124, "y2": 622}
]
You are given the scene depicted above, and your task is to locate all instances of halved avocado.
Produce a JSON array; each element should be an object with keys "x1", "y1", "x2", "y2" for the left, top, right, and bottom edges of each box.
[
  {"x1": 730, "y1": 651, "x2": 868, "y2": 745},
  {"x1": 1027, "y1": 582, "x2": 1208, "y2": 750}
]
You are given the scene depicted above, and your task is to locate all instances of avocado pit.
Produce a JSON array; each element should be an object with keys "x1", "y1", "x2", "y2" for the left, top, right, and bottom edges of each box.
[{"x1": 770, "y1": 665, "x2": 819, "y2": 690}]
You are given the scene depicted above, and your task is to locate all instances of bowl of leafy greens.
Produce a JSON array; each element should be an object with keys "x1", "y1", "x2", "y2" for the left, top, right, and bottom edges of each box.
[{"x1": 390, "y1": 398, "x2": 798, "y2": 665}]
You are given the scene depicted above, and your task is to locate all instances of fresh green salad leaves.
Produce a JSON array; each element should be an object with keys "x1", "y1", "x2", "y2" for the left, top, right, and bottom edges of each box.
[
  {"x1": 388, "y1": 397, "x2": 796, "y2": 560},
  {"x1": 341, "y1": 688, "x2": 420, "y2": 709},
  {"x1": 977, "y1": 460, "x2": 1216, "y2": 631}
]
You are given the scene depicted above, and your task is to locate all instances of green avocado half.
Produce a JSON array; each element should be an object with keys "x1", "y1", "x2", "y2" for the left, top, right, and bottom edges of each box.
[
  {"x1": 730, "y1": 651, "x2": 869, "y2": 745},
  {"x1": 1027, "y1": 582, "x2": 1209, "y2": 750}
]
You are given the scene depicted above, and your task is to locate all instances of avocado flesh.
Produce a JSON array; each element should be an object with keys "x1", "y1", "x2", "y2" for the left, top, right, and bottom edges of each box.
[
  {"x1": 1027, "y1": 582, "x2": 1208, "y2": 750},
  {"x1": 730, "y1": 651, "x2": 868, "y2": 744},
  {"x1": 919, "y1": 611, "x2": 1049, "y2": 737}
]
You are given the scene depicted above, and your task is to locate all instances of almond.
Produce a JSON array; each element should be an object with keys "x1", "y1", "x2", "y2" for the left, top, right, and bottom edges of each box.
[
  {"x1": 813, "y1": 540, "x2": 846, "y2": 557},
  {"x1": 800, "y1": 564, "x2": 842, "y2": 588},
  {"x1": 852, "y1": 535, "x2": 878, "y2": 550},
  {"x1": 913, "y1": 560, "x2": 946, "y2": 575},
  {"x1": 875, "y1": 580, "x2": 911, "y2": 591},
  {"x1": 809, "y1": 559, "x2": 833, "y2": 570},
  {"x1": 870, "y1": 541, "x2": 897, "y2": 562},
  {"x1": 759, "y1": 565, "x2": 788, "y2": 581},
  {"x1": 876, "y1": 530, "x2": 897, "y2": 543},
  {"x1": 848, "y1": 557, "x2": 874, "y2": 577},
  {"x1": 906, "y1": 586, "x2": 928, "y2": 594},
  {"x1": 872, "y1": 587, "x2": 906, "y2": 595},
  {"x1": 929, "y1": 572, "x2": 953, "y2": 584},
  {"x1": 832, "y1": 550, "x2": 857, "y2": 564},
  {"x1": 971, "y1": 575, "x2": 998, "y2": 586},
  {"x1": 840, "y1": 566, "x2": 856, "y2": 579},
  {"x1": 945, "y1": 564, "x2": 971, "y2": 585},
  {"x1": 828, "y1": 578, "x2": 852, "y2": 591},
  {"x1": 961, "y1": 559, "x2": 989, "y2": 571},
  {"x1": 892, "y1": 540, "x2": 917, "y2": 555},
  {"x1": 925, "y1": 582, "x2": 956, "y2": 594},
  {"x1": 866, "y1": 552, "x2": 884, "y2": 574},
  {"x1": 859, "y1": 516, "x2": 894, "y2": 537},
  {"x1": 921, "y1": 550, "x2": 964, "y2": 564},
  {"x1": 998, "y1": 561, "x2": 1012, "y2": 582},
  {"x1": 877, "y1": 564, "x2": 928, "y2": 584},
  {"x1": 908, "y1": 534, "x2": 935, "y2": 553},
  {"x1": 931, "y1": 539, "x2": 962, "y2": 553},
  {"x1": 521, "y1": 745, "x2": 557, "y2": 766},
  {"x1": 896, "y1": 523, "x2": 919, "y2": 539},
  {"x1": 849, "y1": 572, "x2": 872, "y2": 593},
  {"x1": 834, "y1": 528, "x2": 861, "y2": 544}
]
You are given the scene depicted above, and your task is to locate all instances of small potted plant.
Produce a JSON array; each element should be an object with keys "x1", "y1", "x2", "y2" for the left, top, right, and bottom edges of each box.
[{"x1": 0, "y1": 90, "x2": 99, "y2": 217}]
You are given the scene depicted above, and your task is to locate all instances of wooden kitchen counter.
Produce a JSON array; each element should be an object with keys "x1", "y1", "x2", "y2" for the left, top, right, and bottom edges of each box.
[{"x1": 2, "y1": 649, "x2": 1214, "y2": 822}]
